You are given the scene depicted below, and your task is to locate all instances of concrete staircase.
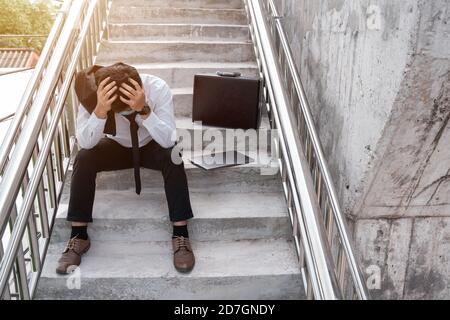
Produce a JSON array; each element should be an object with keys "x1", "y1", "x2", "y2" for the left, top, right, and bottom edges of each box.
[{"x1": 35, "y1": 0, "x2": 302, "y2": 299}]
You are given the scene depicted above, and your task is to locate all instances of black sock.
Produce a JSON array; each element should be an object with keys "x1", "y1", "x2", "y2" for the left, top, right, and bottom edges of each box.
[
  {"x1": 71, "y1": 226, "x2": 88, "y2": 240},
  {"x1": 172, "y1": 225, "x2": 189, "y2": 238}
]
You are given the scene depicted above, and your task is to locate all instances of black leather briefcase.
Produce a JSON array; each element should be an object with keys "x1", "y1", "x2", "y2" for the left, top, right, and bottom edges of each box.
[{"x1": 192, "y1": 72, "x2": 262, "y2": 130}]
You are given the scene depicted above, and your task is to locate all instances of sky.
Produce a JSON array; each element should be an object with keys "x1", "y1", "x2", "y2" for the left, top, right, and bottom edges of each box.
[{"x1": 0, "y1": 69, "x2": 34, "y2": 146}]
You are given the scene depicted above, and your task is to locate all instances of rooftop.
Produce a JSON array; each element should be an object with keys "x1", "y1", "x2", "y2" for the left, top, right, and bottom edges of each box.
[{"x1": 0, "y1": 48, "x2": 39, "y2": 73}]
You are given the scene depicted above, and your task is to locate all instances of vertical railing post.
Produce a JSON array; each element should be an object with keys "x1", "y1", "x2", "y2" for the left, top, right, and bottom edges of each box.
[
  {"x1": 247, "y1": 0, "x2": 341, "y2": 299},
  {"x1": 0, "y1": 0, "x2": 111, "y2": 299}
]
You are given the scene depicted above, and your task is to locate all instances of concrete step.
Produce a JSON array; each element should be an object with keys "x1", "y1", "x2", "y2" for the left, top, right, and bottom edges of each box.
[
  {"x1": 134, "y1": 62, "x2": 259, "y2": 88},
  {"x1": 176, "y1": 114, "x2": 270, "y2": 130},
  {"x1": 111, "y1": 0, "x2": 245, "y2": 10},
  {"x1": 172, "y1": 87, "x2": 192, "y2": 117},
  {"x1": 96, "y1": 40, "x2": 255, "y2": 64},
  {"x1": 36, "y1": 238, "x2": 303, "y2": 300},
  {"x1": 175, "y1": 115, "x2": 273, "y2": 151},
  {"x1": 63, "y1": 153, "x2": 280, "y2": 194},
  {"x1": 53, "y1": 191, "x2": 290, "y2": 242},
  {"x1": 109, "y1": 7, "x2": 247, "y2": 25},
  {"x1": 109, "y1": 23, "x2": 250, "y2": 42}
]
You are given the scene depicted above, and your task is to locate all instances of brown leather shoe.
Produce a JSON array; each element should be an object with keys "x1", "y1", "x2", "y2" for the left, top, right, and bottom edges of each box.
[
  {"x1": 56, "y1": 236, "x2": 90, "y2": 275},
  {"x1": 172, "y1": 236, "x2": 195, "y2": 273}
]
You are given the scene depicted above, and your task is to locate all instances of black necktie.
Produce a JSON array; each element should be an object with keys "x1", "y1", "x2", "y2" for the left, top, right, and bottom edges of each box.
[{"x1": 125, "y1": 112, "x2": 141, "y2": 195}]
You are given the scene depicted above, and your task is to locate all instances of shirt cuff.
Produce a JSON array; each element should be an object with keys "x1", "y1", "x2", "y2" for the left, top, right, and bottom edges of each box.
[
  {"x1": 88, "y1": 111, "x2": 107, "y2": 128},
  {"x1": 141, "y1": 110, "x2": 160, "y2": 129}
]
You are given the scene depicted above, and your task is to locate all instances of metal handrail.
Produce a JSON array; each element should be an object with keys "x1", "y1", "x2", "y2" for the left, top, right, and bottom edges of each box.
[
  {"x1": 0, "y1": 113, "x2": 15, "y2": 124},
  {"x1": 268, "y1": 1, "x2": 369, "y2": 299},
  {"x1": 0, "y1": 0, "x2": 111, "y2": 299},
  {"x1": 245, "y1": 0, "x2": 370, "y2": 299},
  {"x1": 0, "y1": 0, "x2": 72, "y2": 174}
]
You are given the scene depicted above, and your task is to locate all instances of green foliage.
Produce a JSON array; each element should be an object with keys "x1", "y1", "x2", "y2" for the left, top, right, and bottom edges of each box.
[{"x1": 0, "y1": 0, "x2": 57, "y2": 52}]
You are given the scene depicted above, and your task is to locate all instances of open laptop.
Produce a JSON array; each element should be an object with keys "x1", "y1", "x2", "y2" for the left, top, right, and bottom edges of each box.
[{"x1": 189, "y1": 150, "x2": 254, "y2": 170}]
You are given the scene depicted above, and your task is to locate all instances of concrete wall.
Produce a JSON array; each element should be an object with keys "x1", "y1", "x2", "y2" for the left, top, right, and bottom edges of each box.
[{"x1": 275, "y1": 0, "x2": 450, "y2": 299}]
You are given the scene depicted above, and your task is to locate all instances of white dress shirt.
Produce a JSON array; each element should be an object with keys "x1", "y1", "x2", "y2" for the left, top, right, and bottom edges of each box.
[{"x1": 76, "y1": 74, "x2": 177, "y2": 150}]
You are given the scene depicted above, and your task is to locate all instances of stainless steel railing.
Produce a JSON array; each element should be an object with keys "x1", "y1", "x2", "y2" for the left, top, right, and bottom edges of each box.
[
  {"x1": 0, "y1": 0, "x2": 111, "y2": 300},
  {"x1": 0, "y1": 0, "x2": 70, "y2": 175},
  {"x1": 244, "y1": 0, "x2": 370, "y2": 299}
]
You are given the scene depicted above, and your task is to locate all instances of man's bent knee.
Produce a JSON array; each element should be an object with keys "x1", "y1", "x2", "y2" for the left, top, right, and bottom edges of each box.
[{"x1": 73, "y1": 149, "x2": 97, "y2": 171}]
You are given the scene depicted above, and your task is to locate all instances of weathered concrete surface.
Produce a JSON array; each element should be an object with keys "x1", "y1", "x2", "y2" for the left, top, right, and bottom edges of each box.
[
  {"x1": 109, "y1": 24, "x2": 251, "y2": 42},
  {"x1": 354, "y1": 218, "x2": 413, "y2": 300},
  {"x1": 36, "y1": 239, "x2": 303, "y2": 300},
  {"x1": 96, "y1": 41, "x2": 255, "y2": 64},
  {"x1": 131, "y1": 62, "x2": 258, "y2": 88},
  {"x1": 112, "y1": 0, "x2": 245, "y2": 9},
  {"x1": 403, "y1": 218, "x2": 450, "y2": 300},
  {"x1": 278, "y1": 0, "x2": 423, "y2": 213},
  {"x1": 53, "y1": 190, "x2": 291, "y2": 242},
  {"x1": 109, "y1": 7, "x2": 247, "y2": 25},
  {"x1": 277, "y1": 0, "x2": 450, "y2": 298}
]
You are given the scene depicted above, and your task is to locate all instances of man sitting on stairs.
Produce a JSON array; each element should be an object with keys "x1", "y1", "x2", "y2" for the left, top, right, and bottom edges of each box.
[{"x1": 56, "y1": 62, "x2": 195, "y2": 275}]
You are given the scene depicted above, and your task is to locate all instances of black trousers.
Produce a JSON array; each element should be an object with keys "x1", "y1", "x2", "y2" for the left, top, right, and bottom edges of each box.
[{"x1": 67, "y1": 138, "x2": 194, "y2": 223}]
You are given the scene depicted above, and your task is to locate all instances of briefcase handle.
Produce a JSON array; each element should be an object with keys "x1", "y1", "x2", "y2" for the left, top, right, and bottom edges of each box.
[{"x1": 216, "y1": 71, "x2": 242, "y2": 78}]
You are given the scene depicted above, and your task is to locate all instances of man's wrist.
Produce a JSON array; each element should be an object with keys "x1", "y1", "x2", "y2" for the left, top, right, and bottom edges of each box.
[
  {"x1": 138, "y1": 104, "x2": 151, "y2": 116},
  {"x1": 94, "y1": 106, "x2": 108, "y2": 119},
  {"x1": 140, "y1": 110, "x2": 151, "y2": 120}
]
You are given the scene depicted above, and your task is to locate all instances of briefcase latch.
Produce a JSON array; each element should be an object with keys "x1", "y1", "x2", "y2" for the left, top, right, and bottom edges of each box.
[{"x1": 216, "y1": 71, "x2": 242, "y2": 78}]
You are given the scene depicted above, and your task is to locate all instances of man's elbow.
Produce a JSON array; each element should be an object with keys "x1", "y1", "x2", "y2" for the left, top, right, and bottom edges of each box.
[
  {"x1": 76, "y1": 136, "x2": 98, "y2": 150},
  {"x1": 160, "y1": 136, "x2": 177, "y2": 149},
  {"x1": 155, "y1": 128, "x2": 177, "y2": 149},
  {"x1": 160, "y1": 139, "x2": 176, "y2": 149}
]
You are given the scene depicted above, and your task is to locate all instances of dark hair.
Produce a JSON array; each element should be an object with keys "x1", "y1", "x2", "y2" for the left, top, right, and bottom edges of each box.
[{"x1": 94, "y1": 62, "x2": 143, "y2": 113}]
